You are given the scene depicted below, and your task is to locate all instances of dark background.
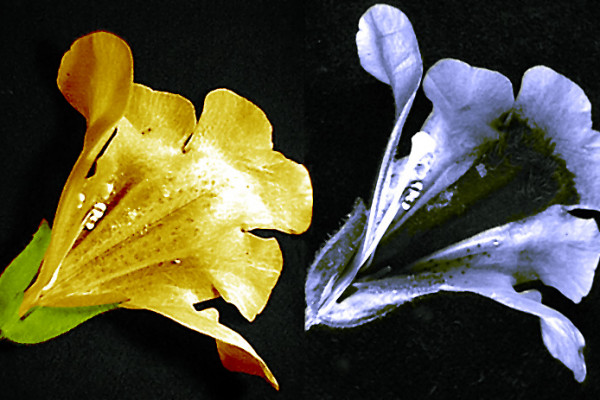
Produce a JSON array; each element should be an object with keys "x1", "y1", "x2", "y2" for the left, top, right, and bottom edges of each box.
[{"x1": 2, "y1": 0, "x2": 600, "y2": 399}]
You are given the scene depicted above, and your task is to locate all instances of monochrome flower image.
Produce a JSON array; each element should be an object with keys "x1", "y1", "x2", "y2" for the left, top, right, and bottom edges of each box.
[{"x1": 306, "y1": 4, "x2": 600, "y2": 383}]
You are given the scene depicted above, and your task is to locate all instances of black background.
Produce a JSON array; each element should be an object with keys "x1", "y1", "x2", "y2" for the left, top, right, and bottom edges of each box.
[{"x1": 2, "y1": 0, "x2": 600, "y2": 399}]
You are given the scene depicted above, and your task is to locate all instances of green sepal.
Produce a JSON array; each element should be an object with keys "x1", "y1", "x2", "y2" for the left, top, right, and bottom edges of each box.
[{"x1": 0, "y1": 220, "x2": 118, "y2": 343}]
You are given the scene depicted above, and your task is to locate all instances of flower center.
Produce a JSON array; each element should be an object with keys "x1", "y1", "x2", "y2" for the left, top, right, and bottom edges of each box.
[{"x1": 368, "y1": 112, "x2": 579, "y2": 275}]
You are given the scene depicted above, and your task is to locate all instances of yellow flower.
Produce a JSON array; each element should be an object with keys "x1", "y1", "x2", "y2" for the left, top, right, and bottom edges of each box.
[{"x1": 18, "y1": 32, "x2": 312, "y2": 389}]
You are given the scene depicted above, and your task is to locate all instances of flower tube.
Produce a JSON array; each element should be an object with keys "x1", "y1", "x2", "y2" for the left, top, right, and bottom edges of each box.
[
  {"x1": 1, "y1": 31, "x2": 313, "y2": 389},
  {"x1": 306, "y1": 4, "x2": 600, "y2": 382}
]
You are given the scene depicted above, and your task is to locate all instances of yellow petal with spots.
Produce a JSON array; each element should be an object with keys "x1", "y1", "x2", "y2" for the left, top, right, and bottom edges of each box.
[{"x1": 20, "y1": 31, "x2": 311, "y2": 389}]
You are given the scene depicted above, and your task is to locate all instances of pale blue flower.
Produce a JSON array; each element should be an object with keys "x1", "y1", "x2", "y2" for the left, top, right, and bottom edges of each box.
[{"x1": 306, "y1": 4, "x2": 600, "y2": 382}]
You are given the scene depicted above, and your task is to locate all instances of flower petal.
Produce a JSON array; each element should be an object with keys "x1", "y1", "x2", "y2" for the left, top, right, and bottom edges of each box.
[
  {"x1": 57, "y1": 31, "x2": 133, "y2": 152},
  {"x1": 440, "y1": 272, "x2": 587, "y2": 383},
  {"x1": 356, "y1": 4, "x2": 422, "y2": 115},
  {"x1": 191, "y1": 89, "x2": 313, "y2": 234},
  {"x1": 422, "y1": 59, "x2": 514, "y2": 161},
  {"x1": 515, "y1": 66, "x2": 600, "y2": 209},
  {"x1": 49, "y1": 229, "x2": 284, "y2": 323},
  {"x1": 355, "y1": 4, "x2": 423, "y2": 268},
  {"x1": 125, "y1": 291, "x2": 278, "y2": 389},
  {"x1": 125, "y1": 83, "x2": 197, "y2": 146},
  {"x1": 34, "y1": 32, "x2": 135, "y2": 308},
  {"x1": 409, "y1": 205, "x2": 600, "y2": 304}
]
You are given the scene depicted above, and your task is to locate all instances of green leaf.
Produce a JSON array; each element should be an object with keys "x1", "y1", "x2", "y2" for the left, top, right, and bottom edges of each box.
[
  {"x1": 0, "y1": 221, "x2": 118, "y2": 343},
  {"x1": 0, "y1": 221, "x2": 52, "y2": 326}
]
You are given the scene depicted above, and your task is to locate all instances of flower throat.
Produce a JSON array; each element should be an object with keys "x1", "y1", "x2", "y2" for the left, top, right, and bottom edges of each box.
[{"x1": 368, "y1": 113, "x2": 579, "y2": 275}]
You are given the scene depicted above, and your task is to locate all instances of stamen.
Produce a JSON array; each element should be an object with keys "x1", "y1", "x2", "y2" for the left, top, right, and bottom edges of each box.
[
  {"x1": 83, "y1": 202, "x2": 107, "y2": 231},
  {"x1": 400, "y1": 180, "x2": 424, "y2": 211}
]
